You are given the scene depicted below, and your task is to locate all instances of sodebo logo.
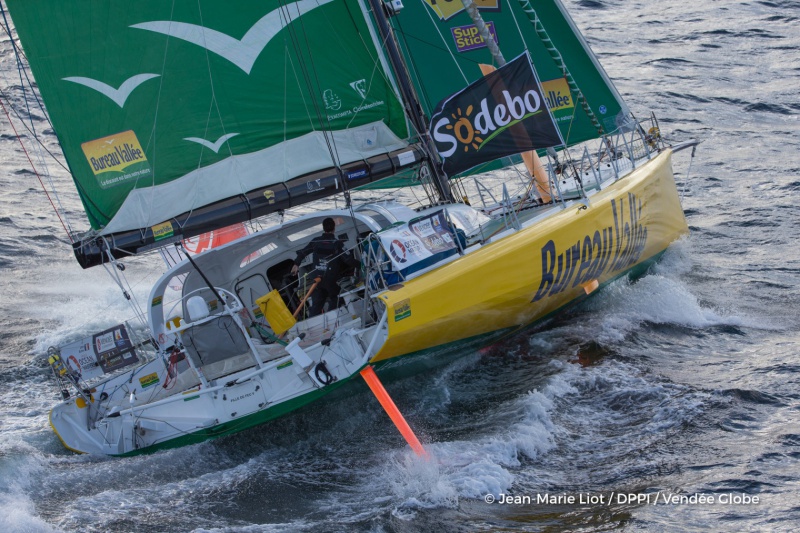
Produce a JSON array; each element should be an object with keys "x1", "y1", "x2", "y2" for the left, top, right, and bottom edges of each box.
[{"x1": 432, "y1": 89, "x2": 544, "y2": 157}]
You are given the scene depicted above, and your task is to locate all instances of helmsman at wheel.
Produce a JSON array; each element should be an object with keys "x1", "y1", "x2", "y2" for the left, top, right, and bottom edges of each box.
[{"x1": 291, "y1": 217, "x2": 360, "y2": 316}]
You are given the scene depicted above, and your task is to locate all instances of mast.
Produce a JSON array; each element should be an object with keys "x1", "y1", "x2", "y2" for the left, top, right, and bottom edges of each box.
[
  {"x1": 366, "y1": 0, "x2": 454, "y2": 203},
  {"x1": 461, "y1": 0, "x2": 506, "y2": 67}
]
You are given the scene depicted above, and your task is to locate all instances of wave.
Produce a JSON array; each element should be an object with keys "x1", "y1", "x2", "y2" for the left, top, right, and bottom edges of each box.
[
  {"x1": 575, "y1": 0, "x2": 607, "y2": 9},
  {"x1": 744, "y1": 102, "x2": 796, "y2": 115}
]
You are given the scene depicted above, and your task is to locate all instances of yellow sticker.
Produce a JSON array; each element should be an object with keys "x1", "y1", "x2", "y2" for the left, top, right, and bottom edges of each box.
[
  {"x1": 394, "y1": 298, "x2": 411, "y2": 321},
  {"x1": 81, "y1": 130, "x2": 151, "y2": 189},
  {"x1": 139, "y1": 372, "x2": 160, "y2": 389},
  {"x1": 152, "y1": 221, "x2": 174, "y2": 241},
  {"x1": 541, "y1": 78, "x2": 574, "y2": 113},
  {"x1": 424, "y1": 0, "x2": 498, "y2": 20}
]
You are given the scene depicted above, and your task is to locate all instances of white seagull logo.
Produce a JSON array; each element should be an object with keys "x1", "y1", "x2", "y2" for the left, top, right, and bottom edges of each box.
[
  {"x1": 184, "y1": 133, "x2": 239, "y2": 153},
  {"x1": 62, "y1": 74, "x2": 160, "y2": 108},
  {"x1": 131, "y1": 0, "x2": 333, "y2": 75}
]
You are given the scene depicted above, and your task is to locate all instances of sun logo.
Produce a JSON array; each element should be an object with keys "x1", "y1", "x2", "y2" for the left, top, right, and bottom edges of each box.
[{"x1": 444, "y1": 106, "x2": 484, "y2": 152}]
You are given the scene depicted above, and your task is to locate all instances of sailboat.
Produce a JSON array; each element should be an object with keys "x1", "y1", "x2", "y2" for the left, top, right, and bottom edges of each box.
[{"x1": 3, "y1": 0, "x2": 698, "y2": 456}]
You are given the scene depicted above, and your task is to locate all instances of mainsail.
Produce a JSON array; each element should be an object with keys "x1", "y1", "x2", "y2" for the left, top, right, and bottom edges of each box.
[{"x1": 6, "y1": 0, "x2": 420, "y2": 267}]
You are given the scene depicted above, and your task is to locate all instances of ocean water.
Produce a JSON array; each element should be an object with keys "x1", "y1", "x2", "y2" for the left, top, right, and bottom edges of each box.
[{"x1": 1, "y1": 0, "x2": 799, "y2": 531}]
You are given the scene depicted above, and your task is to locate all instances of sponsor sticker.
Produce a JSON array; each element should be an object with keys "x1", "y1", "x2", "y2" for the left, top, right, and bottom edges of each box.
[
  {"x1": 347, "y1": 168, "x2": 368, "y2": 181},
  {"x1": 541, "y1": 78, "x2": 574, "y2": 113},
  {"x1": 451, "y1": 22, "x2": 498, "y2": 53},
  {"x1": 349, "y1": 79, "x2": 367, "y2": 99},
  {"x1": 81, "y1": 130, "x2": 151, "y2": 189},
  {"x1": 424, "y1": 0, "x2": 499, "y2": 21},
  {"x1": 152, "y1": 221, "x2": 174, "y2": 241},
  {"x1": 394, "y1": 298, "x2": 411, "y2": 321},
  {"x1": 139, "y1": 372, "x2": 160, "y2": 389}
]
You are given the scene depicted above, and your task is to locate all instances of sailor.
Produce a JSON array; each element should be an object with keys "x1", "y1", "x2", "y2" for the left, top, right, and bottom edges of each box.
[{"x1": 291, "y1": 217, "x2": 360, "y2": 316}]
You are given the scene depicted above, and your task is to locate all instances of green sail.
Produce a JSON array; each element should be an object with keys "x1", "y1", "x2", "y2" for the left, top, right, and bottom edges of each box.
[
  {"x1": 391, "y1": 0, "x2": 631, "y2": 146},
  {"x1": 6, "y1": 0, "x2": 409, "y2": 232}
]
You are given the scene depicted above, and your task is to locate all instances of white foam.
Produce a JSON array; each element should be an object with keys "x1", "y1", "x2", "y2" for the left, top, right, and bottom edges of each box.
[
  {"x1": 0, "y1": 492, "x2": 59, "y2": 533},
  {"x1": 581, "y1": 271, "x2": 772, "y2": 346},
  {"x1": 377, "y1": 365, "x2": 581, "y2": 512},
  {"x1": 29, "y1": 263, "x2": 161, "y2": 354},
  {"x1": 0, "y1": 448, "x2": 59, "y2": 533}
]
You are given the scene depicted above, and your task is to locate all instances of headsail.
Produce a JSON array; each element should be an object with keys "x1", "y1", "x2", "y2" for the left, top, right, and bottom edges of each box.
[
  {"x1": 391, "y1": 0, "x2": 632, "y2": 146},
  {"x1": 6, "y1": 0, "x2": 419, "y2": 266}
]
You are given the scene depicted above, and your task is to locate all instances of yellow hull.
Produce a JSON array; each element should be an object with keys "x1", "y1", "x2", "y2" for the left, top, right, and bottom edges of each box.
[{"x1": 372, "y1": 150, "x2": 688, "y2": 362}]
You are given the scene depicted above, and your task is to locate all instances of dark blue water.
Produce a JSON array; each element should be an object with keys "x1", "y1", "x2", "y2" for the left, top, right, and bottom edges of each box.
[{"x1": 1, "y1": 1, "x2": 799, "y2": 531}]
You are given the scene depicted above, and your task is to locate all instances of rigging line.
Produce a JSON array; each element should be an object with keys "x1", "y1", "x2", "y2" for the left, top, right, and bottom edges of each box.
[
  {"x1": 0, "y1": 8, "x2": 74, "y2": 232},
  {"x1": 0, "y1": 96, "x2": 73, "y2": 241},
  {"x1": 3, "y1": 33, "x2": 43, "y2": 177},
  {"x1": 344, "y1": 52, "x2": 381, "y2": 130},
  {"x1": 355, "y1": 0, "x2": 412, "y2": 138},
  {"x1": 0, "y1": 2, "x2": 55, "y2": 134},
  {"x1": 353, "y1": 32, "x2": 407, "y2": 126},
  {"x1": 505, "y1": 0, "x2": 528, "y2": 52},
  {"x1": 504, "y1": 0, "x2": 578, "y2": 149},
  {"x1": 194, "y1": 0, "x2": 236, "y2": 162},
  {"x1": 51, "y1": 287, "x2": 159, "y2": 366},
  {"x1": 514, "y1": 0, "x2": 603, "y2": 136},
  {"x1": 176, "y1": 0, "x2": 232, "y2": 233},
  {"x1": 284, "y1": 46, "x2": 317, "y2": 142},
  {"x1": 279, "y1": 1, "x2": 347, "y2": 192},
  {"x1": 283, "y1": 47, "x2": 289, "y2": 145},
  {"x1": 102, "y1": 259, "x2": 150, "y2": 330},
  {"x1": 139, "y1": 0, "x2": 178, "y2": 226},
  {"x1": 0, "y1": 70, "x2": 113, "y2": 225},
  {"x1": 287, "y1": 0, "x2": 361, "y2": 190},
  {"x1": 407, "y1": 177, "x2": 430, "y2": 208},
  {"x1": 392, "y1": 29, "x2": 484, "y2": 68},
  {"x1": 352, "y1": 21, "x2": 397, "y2": 93},
  {"x1": 371, "y1": 32, "x2": 433, "y2": 160},
  {"x1": 1, "y1": 87, "x2": 117, "y2": 231},
  {"x1": 370, "y1": 27, "x2": 428, "y2": 144},
  {"x1": 280, "y1": 1, "x2": 342, "y2": 156},
  {"x1": 369, "y1": 16, "x2": 446, "y2": 200},
  {"x1": 0, "y1": 87, "x2": 70, "y2": 174},
  {"x1": 416, "y1": 0, "x2": 469, "y2": 84},
  {"x1": 99, "y1": 241, "x2": 164, "y2": 322},
  {"x1": 2, "y1": 7, "x2": 34, "y2": 139},
  {"x1": 391, "y1": 19, "x2": 435, "y2": 116},
  {"x1": 562, "y1": 92, "x2": 581, "y2": 147}
]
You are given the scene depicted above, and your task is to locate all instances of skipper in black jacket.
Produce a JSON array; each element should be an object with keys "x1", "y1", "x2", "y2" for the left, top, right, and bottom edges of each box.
[{"x1": 291, "y1": 217, "x2": 360, "y2": 316}]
